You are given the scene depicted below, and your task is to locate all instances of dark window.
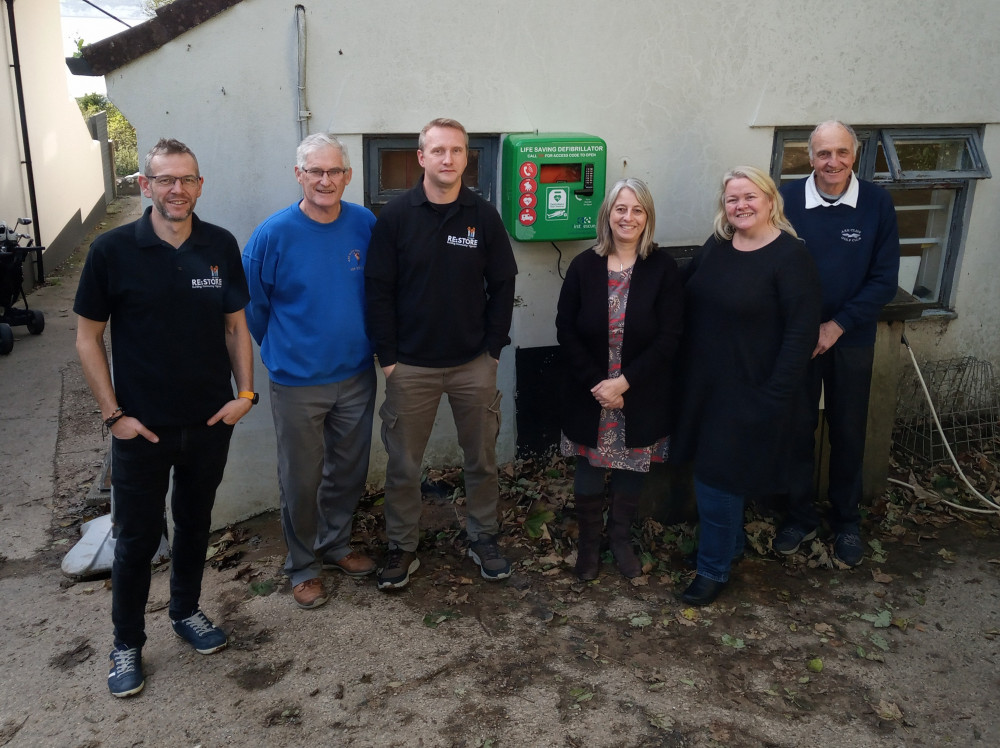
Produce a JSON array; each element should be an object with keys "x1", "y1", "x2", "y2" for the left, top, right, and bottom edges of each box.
[{"x1": 363, "y1": 135, "x2": 499, "y2": 214}]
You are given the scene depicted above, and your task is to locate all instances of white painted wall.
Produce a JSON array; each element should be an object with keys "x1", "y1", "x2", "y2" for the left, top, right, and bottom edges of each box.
[
  {"x1": 100, "y1": 0, "x2": 1000, "y2": 526},
  {"x1": 1, "y1": 0, "x2": 104, "y2": 260}
]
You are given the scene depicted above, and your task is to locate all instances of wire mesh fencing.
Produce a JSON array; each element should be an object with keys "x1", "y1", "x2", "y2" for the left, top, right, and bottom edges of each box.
[{"x1": 893, "y1": 356, "x2": 1000, "y2": 463}]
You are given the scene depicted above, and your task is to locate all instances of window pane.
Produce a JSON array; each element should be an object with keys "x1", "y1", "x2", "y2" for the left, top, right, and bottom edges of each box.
[
  {"x1": 464, "y1": 149, "x2": 481, "y2": 191},
  {"x1": 377, "y1": 148, "x2": 483, "y2": 192},
  {"x1": 777, "y1": 138, "x2": 863, "y2": 185},
  {"x1": 777, "y1": 139, "x2": 811, "y2": 184},
  {"x1": 889, "y1": 187, "x2": 956, "y2": 302},
  {"x1": 874, "y1": 140, "x2": 891, "y2": 179},
  {"x1": 379, "y1": 150, "x2": 421, "y2": 191},
  {"x1": 894, "y1": 138, "x2": 974, "y2": 172}
]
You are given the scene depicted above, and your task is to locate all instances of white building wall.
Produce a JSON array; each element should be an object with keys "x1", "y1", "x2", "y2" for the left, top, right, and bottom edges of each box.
[
  {"x1": 2, "y1": 0, "x2": 104, "y2": 263},
  {"x1": 102, "y1": 0, "x2": 1000, "y2": 526}
]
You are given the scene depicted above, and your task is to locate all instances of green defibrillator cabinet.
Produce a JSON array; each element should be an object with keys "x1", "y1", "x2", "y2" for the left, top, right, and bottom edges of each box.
[{"x1": 501, "y1": 133, "x2": 607, "y2": 242}]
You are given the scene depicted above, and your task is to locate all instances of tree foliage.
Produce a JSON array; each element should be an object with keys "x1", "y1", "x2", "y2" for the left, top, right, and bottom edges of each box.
[
  {"x1": 76, "y1": 94, "x2": 139, "y2": 177},
  {"x1": 141, "y1": 0, "x2": 176, "y2": 17}
]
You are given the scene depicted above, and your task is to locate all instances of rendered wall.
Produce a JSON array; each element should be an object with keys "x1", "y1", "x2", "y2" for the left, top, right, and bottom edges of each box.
[
  {"x1": 0, "y1": 5, "x2": 29, "y2": 223},
  {"x1": 2, "y1": 0, "x2": 105, "y2": 274},
  {"x1": 102, "y1": 0, "x2": 1000, "y2": 526}
]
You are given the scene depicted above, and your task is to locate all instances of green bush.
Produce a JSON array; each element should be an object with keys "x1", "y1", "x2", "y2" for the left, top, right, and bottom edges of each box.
[{"x1": 76, "y1": 94, "x2": 139, "y2": 177}]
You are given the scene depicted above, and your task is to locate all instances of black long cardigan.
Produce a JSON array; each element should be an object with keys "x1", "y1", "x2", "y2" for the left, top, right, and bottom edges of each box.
[{"x1": 555, "y1": 246, "x2": 684, "y2": 449}]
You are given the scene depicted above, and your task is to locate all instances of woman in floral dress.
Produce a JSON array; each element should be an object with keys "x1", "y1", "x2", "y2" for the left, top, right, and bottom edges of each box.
[{"x1": 556, "y1": 178, "x2": 683, "y2": 579}]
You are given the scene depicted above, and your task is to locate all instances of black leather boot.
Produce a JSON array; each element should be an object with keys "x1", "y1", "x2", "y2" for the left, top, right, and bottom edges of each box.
[
  {"x1": 607, "y1": 492, "x2": 642, "y2": 578},
  {"x1": 574, "y1": 493, "x2": 605, "y2": 580},
  {"x1": 680, "y1": 574, "x2": 727, "y2": 606}
]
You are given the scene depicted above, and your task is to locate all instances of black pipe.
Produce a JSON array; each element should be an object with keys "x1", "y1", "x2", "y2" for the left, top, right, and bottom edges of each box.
[{"x1": 4, "y1": 0, "x2": 44, "y2": 283}]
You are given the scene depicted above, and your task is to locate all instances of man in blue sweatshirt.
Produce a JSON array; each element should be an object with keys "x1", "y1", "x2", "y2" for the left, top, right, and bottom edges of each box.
[
  {"x1": 775, "y1": 121, "x2": 900, "y2": 567},
  {"x1": 243, "y1": 134, "x2": 377, "y2": 609}
]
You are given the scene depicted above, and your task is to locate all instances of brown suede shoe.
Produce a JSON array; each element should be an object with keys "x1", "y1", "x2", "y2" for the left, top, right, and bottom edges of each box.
[
  {"x1": 323, "y1": 550, "x2": 376, "y2": 577},
  {"x1": 292, "y1": 577, "x2": 329, "y2": 609}
]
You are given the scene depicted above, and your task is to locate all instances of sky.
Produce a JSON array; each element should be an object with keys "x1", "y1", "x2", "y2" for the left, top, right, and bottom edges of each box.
[{"x1": 60, "y1": 1, "x2": 149, "y2": 97}]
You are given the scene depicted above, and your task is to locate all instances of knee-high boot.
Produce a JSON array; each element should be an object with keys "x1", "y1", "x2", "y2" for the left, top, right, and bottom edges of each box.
[
  {"x1": 574, "y1": 493, "x2": 605, "y2": 580},
  {"x1": 607, "y1": 492, "x2": 642, "y2": 578}
]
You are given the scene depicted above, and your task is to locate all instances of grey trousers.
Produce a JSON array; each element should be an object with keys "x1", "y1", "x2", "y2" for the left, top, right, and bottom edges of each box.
[
  {"x1": 379, "y1": 353, "x2": 502, "y2": 552},
  {"x1": 270, "y1": 367, "x2": 376, "y2": 586}
]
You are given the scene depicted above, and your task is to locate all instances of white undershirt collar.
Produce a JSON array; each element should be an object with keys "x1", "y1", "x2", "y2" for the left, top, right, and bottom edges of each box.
[{"x1": 804, "y1": 171, "x2": 859, "y2": 209}]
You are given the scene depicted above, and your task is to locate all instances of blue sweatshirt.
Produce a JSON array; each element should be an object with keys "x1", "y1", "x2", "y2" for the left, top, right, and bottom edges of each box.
[
  {"x1": 243, "y1": 201, "x2": 376, "y2": 386},
  {"x1": 780, "y1": 176, "x2": 900, "y2": 347}
]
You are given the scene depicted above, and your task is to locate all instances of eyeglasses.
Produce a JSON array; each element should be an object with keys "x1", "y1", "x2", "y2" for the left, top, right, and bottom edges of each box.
[
  {"x1": 301, "y1": 167, "x2": 349, "y2": 179},
  {"x1": 147, "y1": 174, "x2": 201, "y2": 188}
]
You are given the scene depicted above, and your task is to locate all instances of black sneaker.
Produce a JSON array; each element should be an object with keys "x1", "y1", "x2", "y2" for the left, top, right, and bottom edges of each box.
[
  {"x1": 172, "y1": 610, "x2": 228, "y2": 655},
  {"x1": 468, "y1": 534, "x2": 512, "y2": 581},
  {"x1": 833, "y1": 532, "x2": 864, "y2": 567},
  {"x1": 108, "y1": 645, "x2": 144, "y2": 698},
  {"x1": 377, "y1": 548, "x2": 419, "y2": 590},
  {"x1": 773, "y1": 525, "x2": 817, "y2": 555}
]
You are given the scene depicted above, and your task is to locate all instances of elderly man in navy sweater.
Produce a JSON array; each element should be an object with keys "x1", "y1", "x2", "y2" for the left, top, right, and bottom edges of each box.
[{"x1": 774, "y1": 120, "x2": 900, "y2": 567}]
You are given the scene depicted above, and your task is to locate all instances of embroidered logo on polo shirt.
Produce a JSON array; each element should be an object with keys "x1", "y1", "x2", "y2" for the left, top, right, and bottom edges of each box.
[
  {"x1": 841, "y1": 228, "x2": 862, "y2": 243},
  {"x1": 191, "y1": 265, "x2": 223, "y2": 288},
  {"x1": 446, "y1": 226, "x2": 479, "y2": 248},
  {"x1": 348, "y1": 248, "x2": 363, "y2": 271}
]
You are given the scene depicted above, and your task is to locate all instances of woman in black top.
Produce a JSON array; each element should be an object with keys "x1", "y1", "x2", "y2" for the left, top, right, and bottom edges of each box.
[
  {"x1": 672, "y1": 166, "x2": 820, "y2": 605},
  {"x1": 556, "y1": 178, "x2": 683, "y2": 579}
]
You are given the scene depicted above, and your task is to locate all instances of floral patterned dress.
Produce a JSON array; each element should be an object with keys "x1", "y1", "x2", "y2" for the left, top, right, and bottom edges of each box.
[{"x1": 560, "y1": 266, "x2": 670, "y2": 471}]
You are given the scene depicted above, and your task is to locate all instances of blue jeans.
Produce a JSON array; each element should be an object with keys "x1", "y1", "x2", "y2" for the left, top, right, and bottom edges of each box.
[
  {"x1": 694, "y1": 477, "x2": 745, "y2": 583},
  {"x1": 111, "y1": 423, "x2": 233, "y2": 649}
]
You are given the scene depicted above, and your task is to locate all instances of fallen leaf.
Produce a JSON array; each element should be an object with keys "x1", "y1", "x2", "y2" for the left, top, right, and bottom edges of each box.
[
  {"x1": 674, "y1": 613, "x2": 696, "y2": 628},
  {"x1": 875, "y1": 699, "x2": 903, "y2": 721},
  {"x1": 630, "y1": 613, "x2": 653, "y2": 628},
  {"x1": 868, "y1": 539, "x2": 888, "y2": 563},
  {"x1": 937, "y1": 548, "x2": 956, "y2": 562},
  {"x1": 524, "y1": 509, "x2": 555, "y2": 539},
  {"x1": 721, "y1": 634, "x2": 745, "y2": 649},
  {"x1": 422, "y1": 609, "x2": 462, "y2": 628},
  {"x1": 648, "y1": 713, "x2": 674, "y2": 730},
  {"x1": 248, "y1": 580, "x2": 276, "y2": 597},
  {"x1": 861, "y1": 609, "x2": 892, "y2": 628},
  {"x1": 871, "y1": 568, "x2": 893, "y2": 584},
  {"x1": 868, "y1": 632, "x2": 890, "y2": 652},
  {"x1": 807, "y1": 658, "x2": 823, "y2": 673}
]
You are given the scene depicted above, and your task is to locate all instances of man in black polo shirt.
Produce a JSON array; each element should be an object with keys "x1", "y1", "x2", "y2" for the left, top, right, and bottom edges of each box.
[
  {"x1": 75, "y1": 138, "x2": 255, "y2": 698},
  {"x1": 366, "y1": 118, "x2": 518, "y2": 590}
]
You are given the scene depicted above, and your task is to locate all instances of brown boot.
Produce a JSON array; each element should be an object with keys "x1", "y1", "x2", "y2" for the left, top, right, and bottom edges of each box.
[
  {"x1": 607, "y1": 492, "x2": 642, "y2": 578},
  {"x1": 574, "y1": 493, "x2": 605, "y2": 580}
]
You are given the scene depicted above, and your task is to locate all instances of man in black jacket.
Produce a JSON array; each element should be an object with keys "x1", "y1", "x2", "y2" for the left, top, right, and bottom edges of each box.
[{"x1": 365, "y1": 118, "x2": 518, "y2": 590}]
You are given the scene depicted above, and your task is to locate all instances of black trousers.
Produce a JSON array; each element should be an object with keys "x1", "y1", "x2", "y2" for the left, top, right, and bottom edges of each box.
[
  {"x1": 785, "y1": 345, "x2": 874, "y2": 534},
  {"x1": 110, "y1": 423, "x2": 233, "y2": 649}
]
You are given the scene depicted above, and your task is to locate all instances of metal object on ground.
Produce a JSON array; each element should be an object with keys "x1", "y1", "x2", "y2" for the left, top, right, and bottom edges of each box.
[{"x1": 894, "y1": 355, "x2": 1000, "y2": 463}]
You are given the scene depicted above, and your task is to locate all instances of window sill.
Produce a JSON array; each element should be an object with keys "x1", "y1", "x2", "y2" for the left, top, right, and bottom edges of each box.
[{"x1": 915, "y1": 308, "x2": 957, "y2": 322}]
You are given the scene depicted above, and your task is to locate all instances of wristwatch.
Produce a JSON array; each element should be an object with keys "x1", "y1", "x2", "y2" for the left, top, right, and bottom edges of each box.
[{"x1": 238, "y1": 391, "x2": 259, "y2": 405}]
